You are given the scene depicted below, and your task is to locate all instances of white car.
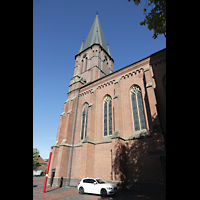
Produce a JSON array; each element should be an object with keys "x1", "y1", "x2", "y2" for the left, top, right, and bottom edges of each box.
[{"x1": 78, "y1": 178, "x2": 118, "y2": 196}]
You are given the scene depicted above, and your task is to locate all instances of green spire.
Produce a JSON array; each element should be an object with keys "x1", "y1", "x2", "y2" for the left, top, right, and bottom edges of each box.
[{"x1": 77, "y1": 13, "x2": 111, "y2": 56}]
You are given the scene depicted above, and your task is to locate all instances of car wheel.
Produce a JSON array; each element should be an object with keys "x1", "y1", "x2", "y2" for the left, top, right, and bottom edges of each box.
[
  {"x1": 79, "y1": 187, "x2": 84, "y2": 194},
  {"x1": 101, "y1": 188, "x2": 107, "y2": 197}
]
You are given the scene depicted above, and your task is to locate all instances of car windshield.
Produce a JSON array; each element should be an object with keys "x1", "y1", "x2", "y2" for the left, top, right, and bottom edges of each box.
[{"x1": 96, "y1": 179, "x2": 106, "y2": 184}]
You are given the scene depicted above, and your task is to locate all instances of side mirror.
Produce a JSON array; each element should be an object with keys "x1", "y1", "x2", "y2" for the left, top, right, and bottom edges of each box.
[{"x1": 94, "y1": 182, "x2": 97, "y2": 185}]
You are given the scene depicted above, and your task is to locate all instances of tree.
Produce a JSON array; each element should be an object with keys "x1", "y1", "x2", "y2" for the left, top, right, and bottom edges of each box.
[
  {"x1": 33, "y1": 148, "x2": 40, "y2": 170},
  {"x1": 128, "y1": 0, "x2": 166, "y2": 39}
]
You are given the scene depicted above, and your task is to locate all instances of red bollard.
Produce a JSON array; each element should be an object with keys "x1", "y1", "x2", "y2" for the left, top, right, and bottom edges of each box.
[{"x1": 43, "y1": 146, "x2": 53, "y2": 193}]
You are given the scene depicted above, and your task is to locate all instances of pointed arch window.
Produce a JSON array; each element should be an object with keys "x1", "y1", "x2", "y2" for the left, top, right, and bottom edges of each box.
[
  {"x1": 85, "y1": 57, "x2": 88, "y2": 71},
  {"x1": 81, "y1": 60, "x2": 84, "y2": 74},
  {"x1": 103, "y1": 96, "x2": 112, "y2": 136},
  {"x1": 81, "y1": 103, "x2": 89, "y2": 140},
  {"x1": 131, "y1": 86, "x2": 147, "y2": 131}
]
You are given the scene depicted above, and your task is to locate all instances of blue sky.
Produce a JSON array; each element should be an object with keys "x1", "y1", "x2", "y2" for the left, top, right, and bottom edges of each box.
[{"x1": 33, "y1": 0, "x2": 166, "y2": 159}]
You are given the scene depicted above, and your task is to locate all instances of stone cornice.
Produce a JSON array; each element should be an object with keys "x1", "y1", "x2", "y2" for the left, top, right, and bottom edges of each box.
[
  {"x1": 53, "y1": 129, "x2": 150, "y2": 148},
  {"x1": 79, "y1": 67, "x2": 145, "y2": 97}
]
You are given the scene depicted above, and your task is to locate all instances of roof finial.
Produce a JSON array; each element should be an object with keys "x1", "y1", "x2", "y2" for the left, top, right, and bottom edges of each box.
[
  {"x1": 82, "y1": 37, "x2": 84, "y2": 43},
  {"x1": 96, "y1": 10, "x2": 98, "y2": 15}
]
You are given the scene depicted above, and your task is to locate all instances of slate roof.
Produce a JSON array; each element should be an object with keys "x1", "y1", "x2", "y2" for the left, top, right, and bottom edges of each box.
[{"x1": 77, "y1": 13, "x2": 111, "y2": 57}]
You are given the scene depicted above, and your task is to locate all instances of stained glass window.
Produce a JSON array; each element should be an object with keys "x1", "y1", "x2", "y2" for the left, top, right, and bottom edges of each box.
[
  {"x1": 131, "y1": 86, "x2": 147, "y2": 131},
  {"x1": 104, "y1": 96, "x2": 112, "y2": 136},
  {"x1": 81, "y1": 103, "x2": 89, "y2": 140}
]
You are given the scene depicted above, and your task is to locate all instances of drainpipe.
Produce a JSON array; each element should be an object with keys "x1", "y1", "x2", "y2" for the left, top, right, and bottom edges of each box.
[{"x1": 67, "y1": 88, "x2": 80, "y2": 186}]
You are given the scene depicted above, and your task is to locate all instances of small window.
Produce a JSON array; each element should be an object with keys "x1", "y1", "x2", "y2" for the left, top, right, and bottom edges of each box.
[
  {"x1": 83, "y1": 179, "x2": 89, "y2": 183},
  {"x1": 89, "y1": 179, "x2": 95, "y2": 183},
  {"x1": 85, "y1": 57, "x2": 88, "y2": 71},
  {"x1": 83, "y1": 179, "x2": 95, "y2": 183}
]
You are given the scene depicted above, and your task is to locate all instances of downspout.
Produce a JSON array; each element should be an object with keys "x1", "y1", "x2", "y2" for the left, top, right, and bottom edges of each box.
[{"x1": 67, "y1": 88, "x2": 80, "y2": 186}]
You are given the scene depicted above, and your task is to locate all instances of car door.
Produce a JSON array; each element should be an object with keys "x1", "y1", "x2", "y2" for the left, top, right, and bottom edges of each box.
[
  {"x1": 88, "y1": 179, "x2": 100, "y2": 194},
  {"x1": 85, "y1": 179, "x2": 94, "y2": 194},
  {"x1": 83, "y1": 179, "x2": 90, "y2": 193}
]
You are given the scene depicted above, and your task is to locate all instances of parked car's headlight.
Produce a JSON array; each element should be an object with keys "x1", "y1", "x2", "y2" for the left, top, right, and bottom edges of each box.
[{"x1": 106, "y1": 187, "x2": 113, "y2": 190}]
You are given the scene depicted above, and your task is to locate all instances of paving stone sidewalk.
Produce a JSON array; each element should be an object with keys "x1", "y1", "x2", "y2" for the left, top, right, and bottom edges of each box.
[{"x1": 33, "y1": 177, "x2": 162, "y2": 200}]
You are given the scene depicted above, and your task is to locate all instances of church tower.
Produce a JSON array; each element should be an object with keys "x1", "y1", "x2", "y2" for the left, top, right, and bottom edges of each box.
[
  {"x1": 69, "y1": 12, "x2": 114, "y2": 93},
  {"x1": 48, "y1": 12, "x2": 166, "y2": 189},
  {"x1": 48, "y1": 13, "x2": 114, "y2": 187}
]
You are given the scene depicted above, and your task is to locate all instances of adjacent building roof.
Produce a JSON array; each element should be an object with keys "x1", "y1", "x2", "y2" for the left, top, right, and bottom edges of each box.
[
  {"x1": 77, "y1": 13, "x2": 111, "y2": 57},
  {"x1": 37, "y1": 155, "x2": 47, "y2": 165}
]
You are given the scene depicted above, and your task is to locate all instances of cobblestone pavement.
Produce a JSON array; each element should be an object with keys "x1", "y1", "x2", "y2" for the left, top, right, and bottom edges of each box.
[{"x1": 33, "y1": 177, "x2": 162, "y2": 200}]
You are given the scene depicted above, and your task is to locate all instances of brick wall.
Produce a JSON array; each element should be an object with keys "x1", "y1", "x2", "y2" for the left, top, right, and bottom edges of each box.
[{"x1": 49, "y1": 49, "x2": 166, "y2": 187}]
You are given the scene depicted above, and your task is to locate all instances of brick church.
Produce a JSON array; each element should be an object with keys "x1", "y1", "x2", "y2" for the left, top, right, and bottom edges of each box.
[{"x1": 47, "y1": 13, "x2": 166, "y2": 189}]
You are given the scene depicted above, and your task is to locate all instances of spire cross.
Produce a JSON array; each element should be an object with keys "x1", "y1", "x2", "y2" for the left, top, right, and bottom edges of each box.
[{"x1": 96, "y1": 10, "x2": 98, "y2": 15}]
